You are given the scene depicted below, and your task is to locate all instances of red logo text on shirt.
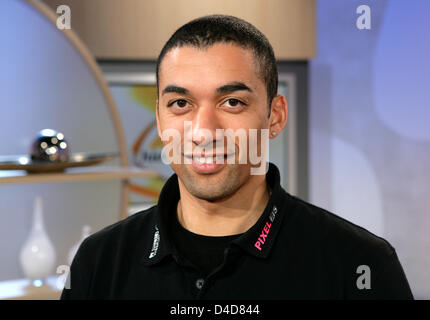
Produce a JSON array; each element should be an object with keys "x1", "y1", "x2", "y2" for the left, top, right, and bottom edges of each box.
[
  {"x1": 254, "y1": 206, "x2": 277, "y2": 251},
  {"x1": 254, "y1": 221, "x2": 272, "y2": 251}
]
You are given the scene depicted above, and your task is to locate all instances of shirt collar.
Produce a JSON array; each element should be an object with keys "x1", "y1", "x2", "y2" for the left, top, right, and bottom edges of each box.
[
  {"x1": 141, "y1": 174, "x2": 179, "y2": 266},
  {"x1": 231, "y1": 163, "x2": 290, "y2": 258},
  {"x1": 141, "y1": 162, "x2": 290, "y2": 266}
]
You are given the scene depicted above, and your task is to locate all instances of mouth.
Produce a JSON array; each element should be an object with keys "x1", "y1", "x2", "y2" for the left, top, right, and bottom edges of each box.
[
  {"x1": 183, "y1": 153, "x2": 236, "y2": 174},
  {"x1": 183, "y1": 153, "x2": 235, "y2": 164}
]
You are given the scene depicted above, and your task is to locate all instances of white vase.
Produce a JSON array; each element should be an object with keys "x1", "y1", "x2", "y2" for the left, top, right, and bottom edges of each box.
[
  {"x1": 19, "y1": 196, "x2": 56, "y2": 285},
  {"x1": 68, "y1": 225, "x2": 91, "y2": 265}
]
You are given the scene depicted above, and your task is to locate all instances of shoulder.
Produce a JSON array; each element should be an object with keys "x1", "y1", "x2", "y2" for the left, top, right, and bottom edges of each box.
[
  {"x1": 284, "y1": 193, "x2": 395, "y2": 260},
  {"x1": 63, "y1": 205, "x2": 158, "y2": 299},
  {"x1": 77, "y1": 205, "x2": 158, "y2": 256}
]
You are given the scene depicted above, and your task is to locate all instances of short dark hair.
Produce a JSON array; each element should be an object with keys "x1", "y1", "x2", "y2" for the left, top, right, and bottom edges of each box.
[{"x1": 156, "y1": 14, "x2": 278, "y2": 115}]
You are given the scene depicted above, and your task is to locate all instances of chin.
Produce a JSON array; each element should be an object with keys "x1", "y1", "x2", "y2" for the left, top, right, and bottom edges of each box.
[{"x1": 175, "y1": 164, "x2": 246, "y2": 201}]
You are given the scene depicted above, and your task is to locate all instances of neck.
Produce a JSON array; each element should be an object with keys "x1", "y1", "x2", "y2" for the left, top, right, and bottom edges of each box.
[{"x1": 177, "y1": 174, "x2": 270, "y2": 236}]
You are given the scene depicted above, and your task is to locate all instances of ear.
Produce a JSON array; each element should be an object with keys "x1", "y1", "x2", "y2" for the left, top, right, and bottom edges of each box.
[
  {"x1": 155, "y1": 99, "x2": 162, "y2": 139},
  {"x1": 269, "y1": 94, "x2": 288, "y2": 138}
]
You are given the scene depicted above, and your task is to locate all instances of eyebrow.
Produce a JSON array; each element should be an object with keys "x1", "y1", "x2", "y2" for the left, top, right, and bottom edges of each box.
[
  {"x1": 216, "y1": 82, "x2": 253, "y2": 94},
  {"x1": 161, "y1": 82, "x2": 253, "y2": 96},
  {"x1": 161, "y1": 85, "x2": 190, "y2": 96}
]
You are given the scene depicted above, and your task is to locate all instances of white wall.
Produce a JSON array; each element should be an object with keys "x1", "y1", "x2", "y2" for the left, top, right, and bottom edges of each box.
[
  {"x1": 0, "y1": 0, "x2": 121, "y2": 281},
  {"x1": 310, "y1": 0, "x2": 430, "y2": 298}
]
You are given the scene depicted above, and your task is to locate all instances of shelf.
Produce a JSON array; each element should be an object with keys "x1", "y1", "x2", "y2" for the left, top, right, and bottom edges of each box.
[
  {"x1": 0, "y1": 166, "x2": 158, "y2": 185},
  {"x1": 0, "y1": 276, "x2": 62, "y2": 300}
]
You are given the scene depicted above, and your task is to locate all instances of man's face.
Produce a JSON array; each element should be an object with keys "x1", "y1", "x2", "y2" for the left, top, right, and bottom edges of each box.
[{"x1": 157, "y1": 43, "x2": 271, "y2": 201}]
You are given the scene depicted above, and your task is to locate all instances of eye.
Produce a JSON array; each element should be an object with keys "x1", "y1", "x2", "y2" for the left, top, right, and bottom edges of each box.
[
  {"x1": 223, "y1": 98, "x2": 246, "y2": 108},
  {"x1": 168, "y1": 99, "x2": 189, "y2": 108}
]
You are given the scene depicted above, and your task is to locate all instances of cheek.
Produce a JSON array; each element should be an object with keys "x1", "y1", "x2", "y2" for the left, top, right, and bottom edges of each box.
[
  {"x1": 157, "y1": 120, "x2": 185, "y2": 154},
  {"x1": 225, "y1": 102, "x2": 270, "y2": 131},
  {"x1": 221, "y1": 112, "x2": 269, "y2": 132},
  {"x1": 158, "y1": 110, "x2": 184, "y2": 132}
]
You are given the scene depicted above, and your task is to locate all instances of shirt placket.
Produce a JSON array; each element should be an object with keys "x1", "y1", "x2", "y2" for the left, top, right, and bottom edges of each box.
[{"x1": 195, "y1": 246, "x2": 241, "y2": 299}]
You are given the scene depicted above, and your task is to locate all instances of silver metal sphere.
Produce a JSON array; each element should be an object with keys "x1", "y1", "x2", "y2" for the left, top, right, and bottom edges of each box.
[{"x1": 30, "y1": 129, "x2": 70, "y2": 163}]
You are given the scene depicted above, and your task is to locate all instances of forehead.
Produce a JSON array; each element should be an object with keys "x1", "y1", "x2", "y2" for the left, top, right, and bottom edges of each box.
[{"x1": 159, "y1": 43, "x2": 263, "y2": 92}]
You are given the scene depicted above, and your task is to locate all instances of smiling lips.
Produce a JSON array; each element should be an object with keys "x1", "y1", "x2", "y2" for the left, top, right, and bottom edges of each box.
[
  {"x1": 185, "y1": 153, "x2": 228, "y2": 163},
  {"x1": 183, "y1": 153, "x2": 235, "y2": 173}
]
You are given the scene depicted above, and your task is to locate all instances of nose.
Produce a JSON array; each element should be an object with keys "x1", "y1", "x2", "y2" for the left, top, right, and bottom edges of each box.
[{"x1": 191, "y1": 104, "x2": 221, "y2": 146}]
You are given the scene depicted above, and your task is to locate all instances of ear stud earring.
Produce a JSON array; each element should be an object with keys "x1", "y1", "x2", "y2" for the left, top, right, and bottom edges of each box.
[{"x1": 271, "y1": 131, "x2": 277, "y2": 137}]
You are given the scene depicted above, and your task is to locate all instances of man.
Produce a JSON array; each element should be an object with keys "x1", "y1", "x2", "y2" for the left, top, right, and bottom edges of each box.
[{"x1": 61, "y1": 15, "x2": 413, "y2": 299}]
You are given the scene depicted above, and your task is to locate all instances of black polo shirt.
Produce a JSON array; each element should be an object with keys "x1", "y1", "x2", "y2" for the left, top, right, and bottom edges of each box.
[{"x1": 61, "y1": 163, "x2": 413, "y2": 300}]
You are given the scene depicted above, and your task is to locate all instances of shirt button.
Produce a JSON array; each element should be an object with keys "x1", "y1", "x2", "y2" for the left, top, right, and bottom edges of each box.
[{"x1": 195, "y1": 278, "x2": 205, "y2": 290}]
